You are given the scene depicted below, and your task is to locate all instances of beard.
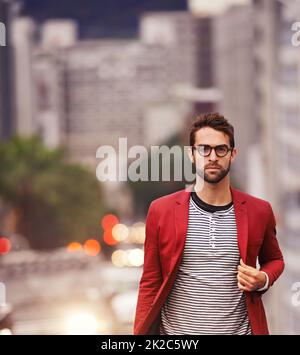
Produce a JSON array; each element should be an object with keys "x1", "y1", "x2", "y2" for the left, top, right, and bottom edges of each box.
[{"x1": 195, "y1": 160, "x2": 231, "y2": 184}]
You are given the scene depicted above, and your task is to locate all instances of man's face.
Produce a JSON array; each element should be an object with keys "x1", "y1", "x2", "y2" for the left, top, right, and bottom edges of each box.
[{"x1": 188, "y1": 127, "x2": 237, "y2": 184}]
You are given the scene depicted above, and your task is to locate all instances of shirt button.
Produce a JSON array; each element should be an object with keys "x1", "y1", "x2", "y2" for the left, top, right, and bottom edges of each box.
[{"x1": 212, "y1": 244, "x2": 215, "y2": 248}]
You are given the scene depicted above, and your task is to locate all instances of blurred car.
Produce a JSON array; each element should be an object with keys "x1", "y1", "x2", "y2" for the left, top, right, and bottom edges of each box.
[
  {"x1": 12, "y1": 296, "x2": 118, "y2": 335},
  {"x1": 110, "y1": 290, "x2": 138, "y2": 335},
  {"x1": 0, "y1": 303, "x2": 13, "y2": 335}
]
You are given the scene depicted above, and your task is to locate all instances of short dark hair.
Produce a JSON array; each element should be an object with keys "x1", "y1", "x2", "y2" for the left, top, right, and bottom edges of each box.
[{"x1": 189, "y1": 112, "x2": 235, "y2": 148}]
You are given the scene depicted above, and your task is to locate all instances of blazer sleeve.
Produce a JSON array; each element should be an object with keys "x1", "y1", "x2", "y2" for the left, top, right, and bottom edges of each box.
[
  {"x1": 258, "y1": 202, "x2": 285, "y2": 290},
  {"x1": 133, "y1": 201, "x2": 163, "y2": 334}
]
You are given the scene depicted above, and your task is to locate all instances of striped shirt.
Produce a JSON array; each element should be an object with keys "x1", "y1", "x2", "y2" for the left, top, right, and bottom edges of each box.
[{"x1": 159, "y1": 192, "x2": 252, "y2": 335}]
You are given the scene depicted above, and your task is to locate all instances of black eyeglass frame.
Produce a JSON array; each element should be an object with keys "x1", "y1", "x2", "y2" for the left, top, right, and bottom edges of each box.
[{"x1": 192, "y1": 144, "x2": 233, "y2": 157}]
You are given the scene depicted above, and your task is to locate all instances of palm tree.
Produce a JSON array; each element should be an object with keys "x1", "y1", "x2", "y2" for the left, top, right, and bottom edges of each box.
[{"x1": 0, "y1": 136, "x2": 104, "y2": 249}]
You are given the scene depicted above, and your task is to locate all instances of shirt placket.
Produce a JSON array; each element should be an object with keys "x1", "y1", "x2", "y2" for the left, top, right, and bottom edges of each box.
[{"x1": 209, "y1": 214, "x2": 217, "y2": 255}]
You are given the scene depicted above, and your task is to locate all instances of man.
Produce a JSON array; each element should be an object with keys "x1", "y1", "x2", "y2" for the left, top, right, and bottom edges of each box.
[{"x1": 133, "y1": 112, "x2": 284, "y2": 335}]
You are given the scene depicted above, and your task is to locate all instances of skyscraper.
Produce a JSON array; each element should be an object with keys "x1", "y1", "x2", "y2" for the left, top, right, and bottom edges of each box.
[
  {"x1": 276, "y1": 0, "x2": 300, "y2": 334},
  {"x1": 213, "y1": 3, "x2": 257, "y2": 190},
  {"x1": 31, "y1": 12, "x2": 200, "y2": 168},
  {"x1": 0, "y1": 0, "x2": 16, "y2": 140}
]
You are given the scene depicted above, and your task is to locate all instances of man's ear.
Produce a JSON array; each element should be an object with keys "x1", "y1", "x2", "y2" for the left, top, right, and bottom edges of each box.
[
  {"x1": 230, "y1": 148, "x2": 237, "y2": 162},
  {"x1": 187, "y1": 146, "x2": 194, "y2": 164}
]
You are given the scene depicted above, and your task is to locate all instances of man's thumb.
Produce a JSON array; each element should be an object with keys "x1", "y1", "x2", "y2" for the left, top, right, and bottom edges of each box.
[{"x1": 240, "y1": 258, "x2": 247, "y2": 267}]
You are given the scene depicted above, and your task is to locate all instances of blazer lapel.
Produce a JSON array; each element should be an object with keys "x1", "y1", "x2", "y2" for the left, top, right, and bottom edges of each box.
[
  {"x1": 230, "y1": 186, "x2": 248, "y2": 263},
  {"x1": 169, "y1": 185, "x2": 192, "y2": 272}
]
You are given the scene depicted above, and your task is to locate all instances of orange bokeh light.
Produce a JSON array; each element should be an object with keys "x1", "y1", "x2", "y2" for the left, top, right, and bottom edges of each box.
[
  {"x1": 84, "y1": 239, "x2": 101, "y2": 256},
  {"x1": 103, "y1": 230, "x2": 118, "y2": 246},
  {"x1": 67, "y1": 242, "x2": 82, "y2": 253},
  {"x1": 0, "y1": 237, "x2": 11, "y2": 255},
  {"x1": 101, "y1": 214, "x2": 119, "y2": 230}
]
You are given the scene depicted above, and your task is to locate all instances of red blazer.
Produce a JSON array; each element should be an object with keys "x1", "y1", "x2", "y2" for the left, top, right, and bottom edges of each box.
[{"x1": 133, "y1": 184, "x2": 285, "y2": 335}]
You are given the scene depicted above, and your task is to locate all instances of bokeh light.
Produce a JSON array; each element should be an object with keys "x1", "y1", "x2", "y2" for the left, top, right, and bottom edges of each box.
[
  {"x1": 129, "y1": 222, "x2": 146, "y2": 244},
  {"x1": 127, "y1": 248, "x2": 144, "y2": 267},
  {"x1": 84, "y1": 239, "x2": 101, "y2": 256},
  {"x1": 0, "y1": 237, "x2": 11, "y2": 255},
  {"x1": 65, "y1": 312, "x2": 98, "y2": 335},
  {"x1": 111, "y1": 249, "x2": 128, "y2": 267},
  {"x1": 67, "y1": 241, "x2": 82, "y2": 253},
  {"x1": 111, "y1": 248, "x2": 144, "y2": 267},
  {"x1": 101, "y1": 214, "x2": 119, "y2": 230},
  {"x1": 112, "y1": 223, "x2": 129, "y2": 242},
  {"x1": 103, "y1": 229, "x2": 118, "y2": 246}
]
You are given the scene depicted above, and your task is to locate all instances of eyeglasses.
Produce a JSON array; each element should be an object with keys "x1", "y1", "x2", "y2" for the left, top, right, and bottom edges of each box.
[{"x1": 192, "y1": 144, "x2": 233, "y2": 157}]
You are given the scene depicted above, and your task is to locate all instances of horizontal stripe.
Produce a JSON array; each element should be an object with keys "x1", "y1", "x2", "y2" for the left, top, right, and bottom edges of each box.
[{"x1": 160, "y1": 197, "x2": 251, "y2": 335}]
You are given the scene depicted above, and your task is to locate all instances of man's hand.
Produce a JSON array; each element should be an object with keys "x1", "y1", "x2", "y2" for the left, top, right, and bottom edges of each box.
[{"x1": 237, "y1": 259, "x2": 267, "y2": 292}]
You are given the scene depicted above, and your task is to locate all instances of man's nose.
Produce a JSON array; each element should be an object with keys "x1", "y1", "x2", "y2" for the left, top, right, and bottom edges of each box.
[{"x1": 209, "y1": 149, "x2": 218, "y2": 161}]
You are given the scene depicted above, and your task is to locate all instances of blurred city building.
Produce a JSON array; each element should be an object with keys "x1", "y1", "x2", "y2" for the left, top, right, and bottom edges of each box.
[
  {"x1": 11, "y1": 10, "x2": 221, "y2": 218},
  {"x1": 0, "y1": 0, "x2": 17, "y2": 140},
  {"x1": 3, "y1": 0, "x2": 299, "y2": 334},
  {"x1": 213, "y1": 3, "x2": 257, "y2": 190},
  {"x1": 252, "y1": 0, "x2": 282, "y2": 209},
  {"x1": 19, "y1": 0, "x2": 188, "y2": 39},
  {"x1": 213, "y1": 0, "x2": 283, "y2": 202},
  {"x1": 33, "y1": 12, "x2": 199, "y2": 162},
  {"x1": 213, "y1": 0, "x2": 300, "y2": 334},
  {"x1": 276, "y1": 0, "x2": 300, "y2": 334},
  {"x1": 11, "y1": 17, "x2": 36, "y2": 137},
  {"x1": 12, "y1": 11, "x2": 222, "y2": 161}
]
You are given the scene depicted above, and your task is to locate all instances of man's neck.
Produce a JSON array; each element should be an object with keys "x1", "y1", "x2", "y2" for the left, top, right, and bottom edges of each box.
[{"x1": 193, "y1": 178, "x2": 232, "y2": 206}]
